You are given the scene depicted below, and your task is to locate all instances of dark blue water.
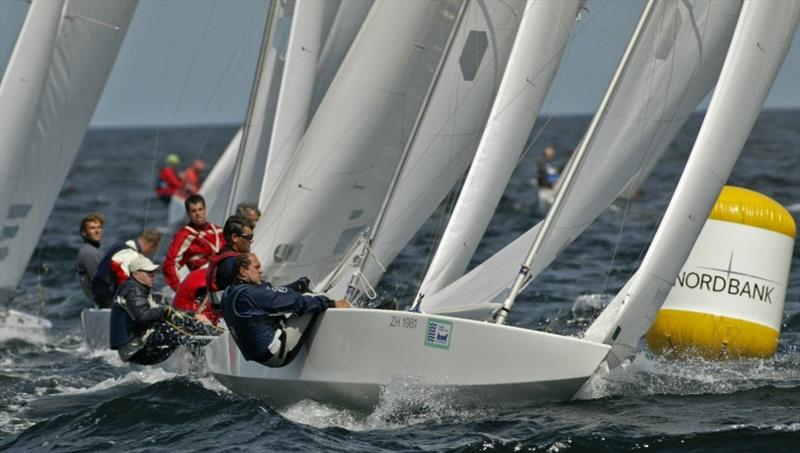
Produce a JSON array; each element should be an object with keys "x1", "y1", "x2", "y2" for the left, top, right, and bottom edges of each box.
[{"x1": 1, "y1": 111, "x2": 798, "y2": 452}]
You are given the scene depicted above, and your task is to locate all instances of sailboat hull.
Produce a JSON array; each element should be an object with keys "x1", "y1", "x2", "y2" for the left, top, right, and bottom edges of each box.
[{"x1": 205, "y1": 309, "x2": 610, "y2": 410}]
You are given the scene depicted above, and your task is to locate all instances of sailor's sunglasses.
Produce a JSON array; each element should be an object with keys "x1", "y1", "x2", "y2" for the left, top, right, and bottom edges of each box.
[{"x1": 236, "y1": 232, "x2": 254, "y2": 241}]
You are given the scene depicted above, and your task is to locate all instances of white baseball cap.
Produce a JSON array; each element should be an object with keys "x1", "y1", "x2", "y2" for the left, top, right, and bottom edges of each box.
[{"x1": 129, "y1": 255, "x2": 159, "y2": 273}]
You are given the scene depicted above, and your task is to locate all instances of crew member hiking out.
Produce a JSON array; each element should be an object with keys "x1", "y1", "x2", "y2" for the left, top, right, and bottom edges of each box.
[
  {"x1": 163, "y1": 194, "x2": 224, "y2": 291},
  {"x1": 109, "y1": 256, "x2": 217, "y2": 365},
  {"x1": 221, "y1": 253, "x2": 351, "y2": 366},
  {"x1": 91, "y1": 229, "x2": 162, "y2": 308}
]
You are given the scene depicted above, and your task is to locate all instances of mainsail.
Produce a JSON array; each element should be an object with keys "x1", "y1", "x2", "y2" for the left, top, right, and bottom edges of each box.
[
  {"x1": 258, "y1": 0, "x2": 370, "y2": 207},
  {"x1": 0, "y1": 0, "x2": 138, "y2": 299},
  {"x1": 254, "y1": 1, "x2": 465, "y2": 285},
  {"x1": 584, "y1": 0, "x2": 800, "y2": 368},
  {"x1": 420, "y1": 0, "x2": 743, "y2": 315},
  {"x1": 329, "y1": 0, "x2": 527, "y2": 300}
]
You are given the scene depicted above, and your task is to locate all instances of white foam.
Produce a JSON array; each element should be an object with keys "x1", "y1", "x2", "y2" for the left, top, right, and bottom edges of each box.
[
  {"x1": 575, "y1": 349, "x2": 800, "y2": 400},
  {"x1": 785, "y1": 202, "x2": 800, "y2": 213},
  {"x1": 53, "y1": 368, "x2": 179, "y2": 396},
  {"x1": 278, "y1": 378, "x2": 486, "y2": 431}
]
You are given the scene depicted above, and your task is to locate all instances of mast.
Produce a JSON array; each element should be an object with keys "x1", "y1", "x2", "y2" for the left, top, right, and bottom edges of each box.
[
  {"x1": 344, "y1": 0, "x2": 470, "y2": 303},
  {"x1": 226, "y1": 0, "x2": 277, "y2": 217},
  {"x1": 494, "y1": 0, "x2": 658, "y2": 325}
]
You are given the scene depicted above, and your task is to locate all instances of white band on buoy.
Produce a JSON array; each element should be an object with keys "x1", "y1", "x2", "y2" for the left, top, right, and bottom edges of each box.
[{"x1": 647, "y1": 186, "x2": 796, "y2": 359}]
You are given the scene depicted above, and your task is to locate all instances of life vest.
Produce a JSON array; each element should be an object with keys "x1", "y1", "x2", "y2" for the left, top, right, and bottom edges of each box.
[
  {"x1": 221, "y1": 284, "x2": 318, "y2": 368},
  {"x1": 91, "y1": 240, "x2": 137, "y2": 308},
  {"x1": 206, "y1": 250, "x2": 239, "y2": 309}
]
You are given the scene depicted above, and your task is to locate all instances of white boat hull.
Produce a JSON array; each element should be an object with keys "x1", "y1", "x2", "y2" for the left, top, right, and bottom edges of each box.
[
  {"x1": 205, "y1": 309, "x2": 610, "y2": 410},
  {"x1": 81, "y1": 308, "x2": 110, "y2": 349},
  {"x1": 0, "y1": 308, "x2": 52, "y2": 342}
]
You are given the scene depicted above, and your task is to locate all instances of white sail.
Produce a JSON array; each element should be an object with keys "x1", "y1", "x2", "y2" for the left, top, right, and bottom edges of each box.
[
  {"x1": 254, "y1": 1, "x2": 463, "y2": 285},
  {"x1": 414, "y1": 0, "x2": 582, "y2": 305},
  {"x1": 258, "y1": 0, "x2": 349, "y2": 207},
  {"x1": 227, "y1": 0, "x2": 291, "y2": 211},
  {"x1": 421, "y1": 0, "x2": 743, "y2": 315},
  {"x1": 309, "y1": 0, "x2": 373, "y2": 122},
  {"x1": 339, "y1": 0, "x2": 527, "y2": 299},
  {"x1": 0, "y1": 0, "x2": 64, "y2": 250},
  {"x1": 0, "y1": 0, "x2": 138, "y2": 297},
  {"x1": 584, "y1": 0, "x2": 800, "y2": 368},
  {"x1": 167, "y1": 128, "x2": 244, "y2": 227}
]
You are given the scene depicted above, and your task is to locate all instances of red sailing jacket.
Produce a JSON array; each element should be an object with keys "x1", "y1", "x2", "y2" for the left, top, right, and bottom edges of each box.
[
  {"x1": 156, "y1": 166, "x2": 184, "y2": 199},
  {"x1": 172, "y1": 267, "x2": 221, "y2": 324},
  {"x1": 163, "y1": 222, "x2": 225, "y2": 290}
]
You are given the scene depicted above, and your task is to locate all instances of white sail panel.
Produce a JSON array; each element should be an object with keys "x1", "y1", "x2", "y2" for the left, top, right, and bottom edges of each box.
[
  {"x1": 422, "y1": 0, "x2": 742, "y2": 314},
  {"x1": 416, "y1": 0, "x2": 581, "y2": 306},
  {"x1": 228, "y1": 0, "x2": 292, "y2": 211},
  {"x1": 0, "y1": 0, "x2": 64, "y2": 272},
  {"x1": 0, "y1": 0, "x2": 138, "y2": 294},
  {"x1": 258, "y1": 0, "x2": 344, "y2": 207},
  {"x1": 585, "y1": 0, "x2": 800, "y2": 368},
  {"x1": 353, "y1": 0, "x2": 526, "y2": 295},
  {"x1": 254, "y1": 1, "x2": 462, "y2": 285},
  {"x1": 309, "y1": 0, "x2": 373, "y2": 122}
]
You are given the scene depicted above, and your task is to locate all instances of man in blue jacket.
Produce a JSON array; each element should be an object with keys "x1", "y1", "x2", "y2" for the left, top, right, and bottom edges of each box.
[{"x1": 221, "y1": 253, "x2": 350, "y2": 365}]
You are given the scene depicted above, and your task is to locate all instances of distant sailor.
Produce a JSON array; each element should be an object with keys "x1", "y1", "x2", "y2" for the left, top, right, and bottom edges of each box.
[
  {"x1": 163, "y1": 194, "x2": 224, "y2": 291},
  {"x1": 182, "y1": 159, "x2": 206, "y2": 195},
  {"x1": 91, "y1": 229, "x2": 162, "y2": 308},
  {"x1": 221, "y1": 253, "x2": 350, "y2": 365},
  {"x1": 76, "y1": 213, "x2": 104, "y2": 300},
  {"x1": 537, "y1": 145, "x2": 560, "y2": 189},
  {"x1": 109, "y1": 256, "x2": 215, "y2": 365},
  {"x1": 156, "y1": 154, "x2": 185, "y2": 204}
]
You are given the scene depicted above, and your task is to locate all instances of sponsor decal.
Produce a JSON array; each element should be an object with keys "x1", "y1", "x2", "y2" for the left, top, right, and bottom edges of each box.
[
  {"x1": 425, "y1": 318, "x2": 452, "y2": 350},
  {"x1": 676, "y1": 251, "x2": 777, "y2": 303}
]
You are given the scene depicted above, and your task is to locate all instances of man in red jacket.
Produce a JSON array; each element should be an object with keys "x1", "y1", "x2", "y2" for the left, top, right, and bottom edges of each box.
[{"x1": 163, "y1": 194, "x2": 224, "y2": 290}]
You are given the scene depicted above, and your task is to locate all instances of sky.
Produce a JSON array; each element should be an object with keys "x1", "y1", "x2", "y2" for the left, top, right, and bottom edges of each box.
[{"x1": 1, "y1": 0, "x2": 799, "y2": 128}]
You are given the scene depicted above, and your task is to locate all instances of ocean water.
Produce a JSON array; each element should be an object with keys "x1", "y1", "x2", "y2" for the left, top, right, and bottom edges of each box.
[{"x1": 1, "y1": 110, "x2": 798, "y2": 452}]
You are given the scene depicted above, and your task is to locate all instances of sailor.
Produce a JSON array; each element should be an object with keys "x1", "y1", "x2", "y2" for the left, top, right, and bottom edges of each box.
[
  {"x1": 76, "y1": 213, "x2": 104, "y2": 300},
  {"x1": 155, "y1": 154, "x2": 185, "y2": 204},
  {"x1": 182, "y1": 159, "x2": 206, "y2": 194},
  {"x1": 109, "y1": 256, "x2": 214, "y2": 365},
  {"x1": 91, "y1": 229, "x2": 162, "y2": 308},
  {"x1": 206, "y1": 215, "x2": 256, "y2": 298},
  {"x1": 537, "y1": 145, "x2": 560, "y2": 188},
  {"x1": 235, "y1": 202, "x2": 261, "y2": 224},
  {"x1": 221, "y1": 253, "x2": 351, "y2": 365},
  {"x1": 163, "y1": 194, "x2": 224, "y2": 291}
]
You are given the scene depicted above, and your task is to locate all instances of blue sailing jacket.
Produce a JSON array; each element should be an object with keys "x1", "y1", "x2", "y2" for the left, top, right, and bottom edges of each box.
[{"x1": 221, "y1": 280, "x2": 331, "y2": 362}]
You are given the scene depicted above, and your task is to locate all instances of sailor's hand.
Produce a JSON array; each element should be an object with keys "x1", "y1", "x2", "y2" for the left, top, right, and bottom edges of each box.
[
  {"x1": 294, "y1": 276, "x2": 311, "y2": 293},
  {"x1": 332, "y1": 299, "x2": 352, "y2": 309}
]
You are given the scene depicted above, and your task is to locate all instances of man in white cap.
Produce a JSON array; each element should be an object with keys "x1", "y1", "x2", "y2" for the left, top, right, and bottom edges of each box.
[{"x1": 109, "y1": 255, "x2": 213, "y2": 365}]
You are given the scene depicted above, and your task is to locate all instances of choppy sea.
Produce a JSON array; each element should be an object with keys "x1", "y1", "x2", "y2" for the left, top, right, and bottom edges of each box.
[{"x1": 1, "y1": 110, "x2": 798, "y2": 452}]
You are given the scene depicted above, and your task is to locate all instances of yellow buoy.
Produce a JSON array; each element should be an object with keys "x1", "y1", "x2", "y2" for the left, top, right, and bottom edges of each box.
[{"x1": 646, "y1": 186, "x2": 796, "y2": 359}]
